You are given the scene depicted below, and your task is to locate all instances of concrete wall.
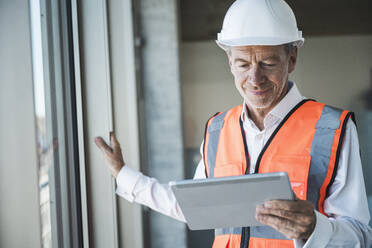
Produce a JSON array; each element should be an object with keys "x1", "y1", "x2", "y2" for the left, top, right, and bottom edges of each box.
[
  {"x1": 0, "y1": 1, "x2": 42, "y2": 247},
  {"x1": 136, "y1": 0, "x2": 187, "y2": 247}
]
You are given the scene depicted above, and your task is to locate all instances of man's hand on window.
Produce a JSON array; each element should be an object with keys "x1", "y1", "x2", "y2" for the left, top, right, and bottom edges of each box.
[{"x1": 94, "y1": 132, "x2": 125, "y2": 178}]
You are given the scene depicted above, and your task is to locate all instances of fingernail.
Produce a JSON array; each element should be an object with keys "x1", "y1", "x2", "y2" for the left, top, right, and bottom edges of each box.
[{"x1": 264, "y1": 201, "x2": 273, "y2": 208}]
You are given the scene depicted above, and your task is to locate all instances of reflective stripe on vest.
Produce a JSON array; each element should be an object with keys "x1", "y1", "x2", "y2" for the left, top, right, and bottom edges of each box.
[
  {"x1": 308, "y1": 105, "x2": 342, "y2": 213},
  {"x1": 207, "y1": 112, "x2": 227, "y2": 178},
  {"x1": 204, "y1": 100, "x2": 352, "y2": 248}
]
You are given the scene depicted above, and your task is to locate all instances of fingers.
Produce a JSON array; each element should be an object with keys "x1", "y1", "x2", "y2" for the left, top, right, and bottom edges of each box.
[
  {"x1": 264, "y1": 199, "x2": 313, "y2": 213},
  {"x1": 110, "y1": 132, "x2": 121, "y2": 152},
  {"x1": 256, "y1": 205, "x2": 314, "y2": 226},
  {"x1": 256, "y1": 213, "x2": 314, "y2": 239},
  {"x1": 256, "y1": 214, "x2": 295, "y2": 232},
  {"x1": 94, "y1": 134, "x2": 125, "y2": 178},
  {"x1": 256, "y1": 199, "x2": 316, "y2": 240},
  {"x1": 261, "y1": 216, "x2": 310, "y2": 239},
  {"x1": 94, "y1": 137, "x2": 113, "y2": 154}
]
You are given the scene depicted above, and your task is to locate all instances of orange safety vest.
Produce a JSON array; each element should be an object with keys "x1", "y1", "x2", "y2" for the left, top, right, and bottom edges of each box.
[{"x1": 203, "y1": 99, "x2": 353, "y2": 248}]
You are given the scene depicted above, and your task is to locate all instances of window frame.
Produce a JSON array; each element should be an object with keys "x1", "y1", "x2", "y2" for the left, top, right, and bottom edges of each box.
[{"x1": 36, "y1": 0, "x2": 84, "y2": 247}]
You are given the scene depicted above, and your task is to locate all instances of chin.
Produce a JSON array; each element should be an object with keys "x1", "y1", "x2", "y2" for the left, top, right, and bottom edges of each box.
[{"x1": 245, "y1": 98, "x2": 274, "y2": 110}]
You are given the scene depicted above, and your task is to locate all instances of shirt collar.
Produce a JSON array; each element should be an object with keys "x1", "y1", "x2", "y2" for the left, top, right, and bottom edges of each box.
[{"x1": 241, "y1": 81, "x2": 305, "y2": 129}]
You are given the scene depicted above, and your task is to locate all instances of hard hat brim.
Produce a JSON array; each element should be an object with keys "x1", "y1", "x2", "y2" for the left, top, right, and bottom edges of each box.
[{"x1": 216, "y1": 37, "x2": 304, "y2": 51}]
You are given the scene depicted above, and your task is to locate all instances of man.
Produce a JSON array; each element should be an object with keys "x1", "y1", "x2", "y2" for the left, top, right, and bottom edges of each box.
[{"x1": 95, "y1": 0, "x2": 372, "y2": 247}]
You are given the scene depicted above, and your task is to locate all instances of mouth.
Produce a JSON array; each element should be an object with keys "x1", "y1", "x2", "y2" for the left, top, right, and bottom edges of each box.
[{"x1": 249, "y1": 87, "x2": 271, "y2": 96}]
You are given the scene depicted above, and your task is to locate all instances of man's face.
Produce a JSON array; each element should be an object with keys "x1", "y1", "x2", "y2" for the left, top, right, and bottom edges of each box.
[{"x1": 228, "y1": 45, "x2": 297, "y2": 111}]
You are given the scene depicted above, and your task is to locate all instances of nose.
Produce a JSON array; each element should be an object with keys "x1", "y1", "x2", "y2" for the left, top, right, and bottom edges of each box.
[{"x1": 247, "y1": 65, "x2": 265, "y2": 86}]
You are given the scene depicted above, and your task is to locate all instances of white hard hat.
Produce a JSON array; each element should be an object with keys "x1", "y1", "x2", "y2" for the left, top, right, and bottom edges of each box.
[{"x1": 217, "y1": 0, "x2": 304, "y2": 50}]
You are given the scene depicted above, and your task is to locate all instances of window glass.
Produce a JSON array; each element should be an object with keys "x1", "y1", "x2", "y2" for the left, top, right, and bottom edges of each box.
[{"x1": 31, "y1": 0, "x2": 53, "y2": 246}]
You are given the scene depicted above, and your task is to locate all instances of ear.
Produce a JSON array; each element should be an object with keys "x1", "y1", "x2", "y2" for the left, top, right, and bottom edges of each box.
[
  {"x1": 288, "y1": 47, "x2": 298, "y2": 74},
  {"x1": 227, "y1": 52, "x2": 233, "y2": 73},
  {"x1": 227, "y1": 51, "x2": 232, "y2": 66}
]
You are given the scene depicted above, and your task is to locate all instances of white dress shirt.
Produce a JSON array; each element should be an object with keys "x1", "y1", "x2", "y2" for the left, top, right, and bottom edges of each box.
[{"x1": 116, "y1": 82, "x2": 372, "y2": 247}]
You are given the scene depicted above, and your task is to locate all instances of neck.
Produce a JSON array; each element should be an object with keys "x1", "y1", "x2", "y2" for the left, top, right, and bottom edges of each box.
[{"x1": 246, "y1": 106, "x2": 271, "y2": 131}]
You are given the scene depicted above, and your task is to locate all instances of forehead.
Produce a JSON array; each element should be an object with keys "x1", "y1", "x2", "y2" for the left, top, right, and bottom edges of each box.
[{"x1": 230, "y1": 45, "x2": 286, "y2": 59}]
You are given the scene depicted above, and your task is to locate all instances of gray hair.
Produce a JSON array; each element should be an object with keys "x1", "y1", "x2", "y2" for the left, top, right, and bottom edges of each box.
[
  {"x1": 283, "y1": 42, "x2": 297, "y2": 55},
  {"x1": 225, "y1": 42, "x2": 298, "y2": 56}
]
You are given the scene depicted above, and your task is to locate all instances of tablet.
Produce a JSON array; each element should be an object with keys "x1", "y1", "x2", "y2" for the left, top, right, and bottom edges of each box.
[{"x1": 170, "y1": 172, "x2": 293, "y2": 230}]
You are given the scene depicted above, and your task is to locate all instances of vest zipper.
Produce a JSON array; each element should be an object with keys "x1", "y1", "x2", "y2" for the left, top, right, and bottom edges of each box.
[
  {"x1": 239, "y1": 119, "x2": 251, "y2": 248},
  {"x1": 240, "y1": 227, "x2": 250, "y2": 248}
]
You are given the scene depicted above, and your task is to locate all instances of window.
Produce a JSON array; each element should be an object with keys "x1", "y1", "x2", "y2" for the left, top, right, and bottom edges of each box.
[{"x1": 30, "y1": 0, "x2": 84, "y2": 247}]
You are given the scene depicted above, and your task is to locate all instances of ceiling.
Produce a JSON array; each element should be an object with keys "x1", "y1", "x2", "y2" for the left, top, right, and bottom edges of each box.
[{"x1": 180, "y1": 0, "x2": 372, "y2": 41}]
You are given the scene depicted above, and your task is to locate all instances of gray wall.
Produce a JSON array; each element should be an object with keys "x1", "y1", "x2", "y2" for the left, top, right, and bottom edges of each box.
[
  {"x1": 136, "y1": 0, "x2": 187, "y2": 247},
  {"x1": 0, "y1": 1, "x2": 42, "y2": 247}
]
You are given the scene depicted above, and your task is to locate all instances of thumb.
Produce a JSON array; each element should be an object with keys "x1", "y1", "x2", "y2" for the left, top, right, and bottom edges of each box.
[{"x1": 94, "y1": 137, "x2": 112, "y2": 154}]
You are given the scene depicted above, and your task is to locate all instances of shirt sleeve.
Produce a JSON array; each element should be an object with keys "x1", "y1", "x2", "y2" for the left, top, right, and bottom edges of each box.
[
  {"x1": 115, "y1": 142, "x2": 207, "y2": 223},
  {"x1": 295, "y1": 118, "x2": 372, "y2": 248},
  {"x1": 116, "y1": 165, "x2": 186, "y2": 222},
  {"x1": 193, "y1": 141, "x2": 207, "y2": 179}
]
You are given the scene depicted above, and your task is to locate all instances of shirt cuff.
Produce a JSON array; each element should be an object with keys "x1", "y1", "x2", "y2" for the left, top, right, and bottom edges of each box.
[
  {"x1": 295, "y1": 210, "x2": 333, "y2": 248},
  {"x1": 115, "y1": 165, "x2": 142, "y2": 202}
]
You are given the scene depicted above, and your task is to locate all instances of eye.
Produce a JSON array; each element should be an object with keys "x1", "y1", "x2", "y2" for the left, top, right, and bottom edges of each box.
[{"x1": 261, "y1": 62, "x2": 276, "y2": 67}]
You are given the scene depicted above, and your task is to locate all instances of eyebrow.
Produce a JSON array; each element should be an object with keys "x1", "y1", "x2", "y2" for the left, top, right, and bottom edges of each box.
[
  {"x1": 233, "y1": 58, "x2": 249, "y2": 63},
  {"x1": 233, "y1": 55, "x2": 281, "y2": 64},
  {"x1": 261, "y1": 55, "x2": 281, "y2": 61}
]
